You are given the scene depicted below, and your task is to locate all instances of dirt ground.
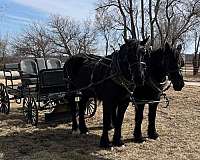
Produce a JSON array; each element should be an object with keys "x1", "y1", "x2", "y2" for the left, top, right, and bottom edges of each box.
[{"x1": 0, "y1": 82, "x2": 200, "y2": 160}]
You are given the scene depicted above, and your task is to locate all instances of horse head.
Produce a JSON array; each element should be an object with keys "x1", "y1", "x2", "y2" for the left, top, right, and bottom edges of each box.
[
  {"x1": 164, "y1": 42, "x2": 184, "y2": 91},
  {"x1": 117, "y1": 37, "x2": 148, "y2": 87}
]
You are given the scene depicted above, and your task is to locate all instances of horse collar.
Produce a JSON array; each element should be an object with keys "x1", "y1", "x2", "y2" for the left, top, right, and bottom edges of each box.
[{"x1": 111, "y1": 51, "x2": 136, "y2": 92}]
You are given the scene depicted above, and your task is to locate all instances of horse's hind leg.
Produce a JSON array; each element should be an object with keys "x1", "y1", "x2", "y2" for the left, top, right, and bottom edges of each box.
[
  {"x1": 148, "y1": 103, "x2": 159, "y2": 139},
  {"x1": 78, "y1": 97, "x2": 89, "y2": 134},
  {"x1": 112, "y1": 101, "x2": 129, "y2": 147},
  {"x1": 133, "y1": 104, "x2": 145, "y2": 143}
]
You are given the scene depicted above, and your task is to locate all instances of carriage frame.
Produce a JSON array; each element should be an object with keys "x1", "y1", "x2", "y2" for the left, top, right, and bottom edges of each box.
[{"x1": 0, "y1": 58, "x2": 97, "y2": 126}]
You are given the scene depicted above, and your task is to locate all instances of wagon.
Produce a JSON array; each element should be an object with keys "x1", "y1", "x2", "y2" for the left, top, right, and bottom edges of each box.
[{"x1": 0, "y1": 58, "x2": 97, "y2": 125}]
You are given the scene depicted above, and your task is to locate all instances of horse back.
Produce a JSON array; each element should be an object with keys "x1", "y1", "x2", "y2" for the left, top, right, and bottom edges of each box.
[{"x1": 63, "y1": 54, "x2": 95, "y2": 89}]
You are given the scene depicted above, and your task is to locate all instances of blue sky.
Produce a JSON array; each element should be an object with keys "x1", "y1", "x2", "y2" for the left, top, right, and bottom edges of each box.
[
  {"x1": 0, "y1": 0, "x2": 96, "y2": 37},
  {"x1": 0, "y1": 0, "x2": 195, "y2": 54}
]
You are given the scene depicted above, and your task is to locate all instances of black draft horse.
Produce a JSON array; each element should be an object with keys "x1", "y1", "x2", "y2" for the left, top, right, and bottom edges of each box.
[
  {"x1": 64, "y1": 38, "x2": 148, "y2": 148},
  {"x1": 132, "y1": 42, "x2": 185, "y2": 142}
]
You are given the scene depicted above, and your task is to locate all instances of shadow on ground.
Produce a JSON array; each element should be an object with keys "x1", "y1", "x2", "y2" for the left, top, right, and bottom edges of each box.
[{"x1": 0, "y1": 107, "x2": 112, "y2": 160}]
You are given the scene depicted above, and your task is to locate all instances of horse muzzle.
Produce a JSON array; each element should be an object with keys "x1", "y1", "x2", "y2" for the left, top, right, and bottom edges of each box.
[
  {"x1": 169, "y1": 71, "x2": 184, "y2": 91},
  {"x1": 173, "y1": 80, "x2": 184, "y2": 91}
]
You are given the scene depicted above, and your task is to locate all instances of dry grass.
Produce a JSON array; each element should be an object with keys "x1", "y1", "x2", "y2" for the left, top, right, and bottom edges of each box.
[{"x1": 0, "y1": 84, "x2": 200, "y2": 159}]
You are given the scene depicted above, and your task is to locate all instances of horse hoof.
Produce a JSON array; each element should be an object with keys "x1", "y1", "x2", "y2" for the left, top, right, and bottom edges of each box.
[
  {"x1": 99, "y1": 142, "x2": 112, "y2": 149},
  {"x1": 100, "y1": 138, "x2": 112, "y2": 149},
  {"x1": 148, "y1": 132, "x2": 159, "y2": 140},
  {"x1": 72, "y1": 129, "x2": 80, "y2": 135},
  {"x1": 112, "y1": 140, "x2": 125, "y2": 147},
  {"x1": 133, "y1": 137, "x2": 146, "y2": 143}
]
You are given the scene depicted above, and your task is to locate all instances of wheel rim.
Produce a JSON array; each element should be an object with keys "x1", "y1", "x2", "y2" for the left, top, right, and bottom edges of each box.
[
  {"x1": 23, "y1": 96, "x2": 38, "y2": 126},
  {"x1": 0, "y1": 84, "x2": 10, "y2": 114}
]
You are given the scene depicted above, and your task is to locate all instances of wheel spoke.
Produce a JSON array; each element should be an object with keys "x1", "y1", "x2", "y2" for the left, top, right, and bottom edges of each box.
[
  {"x1": 0, "y1": 84, "x2": 10, "y2": 114},
  {"x1": 84, "y1": 98, "x2": 97, "y2": 118}
]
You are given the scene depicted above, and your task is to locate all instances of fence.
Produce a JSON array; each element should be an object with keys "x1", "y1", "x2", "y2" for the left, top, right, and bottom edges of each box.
[{"x1": 182, "y1": 62, "x2": 200, "y2": 82}]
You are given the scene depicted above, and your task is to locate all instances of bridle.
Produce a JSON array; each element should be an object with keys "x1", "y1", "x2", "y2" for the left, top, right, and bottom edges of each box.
[{"x1": 163, "y1": 48, "x2": 183, "y2": 79}]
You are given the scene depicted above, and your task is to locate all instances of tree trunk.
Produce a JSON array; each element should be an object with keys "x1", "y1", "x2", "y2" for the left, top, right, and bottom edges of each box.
[
  {"x1": 193, "y1": 34, "x2": 200, "y2": 75},
  {"x1": 193, "y1": 53, "x2": 199, "y2": 75},
  {"x1": 117, "y1": 0, "x2": 127, "y2": 39},
  {"x1": 149, "y1": 0, "x2": 154, "y2": 47},
  {"x1": 141, "y1": 0, "x2": 145, "y2": 40}
]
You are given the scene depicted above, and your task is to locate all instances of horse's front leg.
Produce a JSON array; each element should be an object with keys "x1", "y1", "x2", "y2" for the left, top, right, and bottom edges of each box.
[
  {"x1": 112, "y1": 101, "x2": 129, "y2": 147},
  {"x1": 133, "y1": 103, "x2": 145, "y2": 143},
  {"x1": 100, "y1": 101, "x2": 112, "y2": 148},
  {"x1": 69, "y1": 98, "x2": 79, "y2": 134},
  {"x1": 78, "y1": 97, "x2": 89, "y2": 134},
  {"x1": 148, "y1": 103, "x2": 159, "y2": 139}
]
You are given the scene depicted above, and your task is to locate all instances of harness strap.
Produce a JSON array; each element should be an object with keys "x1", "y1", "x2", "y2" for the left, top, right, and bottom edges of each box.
[
  {"x1": 130, "y1": 77, "x2": 171, "y2": 108},
  {"x1": 110, "y1": 51, "x2": 136, "y2": 92}
]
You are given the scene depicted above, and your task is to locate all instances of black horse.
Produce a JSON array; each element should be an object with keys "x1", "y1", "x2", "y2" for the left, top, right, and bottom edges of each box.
[
  {"x1": 132, "y1": 42, "x2": 185, "y2": 142},
  {"x1": 63, "y1": 38, "x2": 148, "y2": 148}
]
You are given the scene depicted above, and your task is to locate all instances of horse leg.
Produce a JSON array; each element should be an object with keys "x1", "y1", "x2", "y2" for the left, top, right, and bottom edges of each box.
[
  {"x1": 112, "y1": 101, "x2": 129, "y2": 147},
  {"x1": 148, "y1": 103, "x2": 159, "y2": 139},
  {"x1": 100, "y1": 101, "x2": 112, "y2": 148},
  {"x1": 69, "y1": 98, "x2": 79, "y2": 134},
  {"x1": 78, "y1": 97, "x2": 88, "y2": 134},
  {"x1": 133, "y1": 104, "x2": 145, "y2": 143},
  {"x1": 109, "y1": 105, "x2": 117, "y2": 130}
]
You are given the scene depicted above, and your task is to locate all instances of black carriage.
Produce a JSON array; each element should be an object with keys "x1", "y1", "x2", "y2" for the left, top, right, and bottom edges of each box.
[{"x1": 0, "y1": 58, "x2": 97, "y2": 126}]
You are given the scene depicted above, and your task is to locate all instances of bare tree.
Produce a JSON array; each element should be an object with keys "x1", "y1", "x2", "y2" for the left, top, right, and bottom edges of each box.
[
  {"x1": 0, "y1": 37, "x2": 8, "y2": 66},
  {"x1": 75, "y1": 20, "x2": 97, "y2": 55},
  {"x1": 12, "y1": 23, "x2": 55, "y2": 58},
  {"x1": 95, "y1": 0, "x2": 200, "y2": 60},
  {"x1": 48, "y1": 15, "x2": 80, "y2": 56},
  {"x1": 151, "y1": 0, "x2": 200, "y2": 47},
  {"x1": 48, "y1": 15, "x2": 97, "y2": 57},
  {"x1": 95, "y1": 9, "x2": 116, "y2": 55},
  {"x1": 96, "y1": 0, "x2": 139, "y2": 40}
]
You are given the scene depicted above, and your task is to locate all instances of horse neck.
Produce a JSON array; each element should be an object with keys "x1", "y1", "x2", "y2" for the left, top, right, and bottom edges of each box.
[
  {"x1": 148, "y1": 49, "x2": 167, "y2": 83},
  {"x1": 111, "y1": 50, "x2": 129, "y2": 76}
]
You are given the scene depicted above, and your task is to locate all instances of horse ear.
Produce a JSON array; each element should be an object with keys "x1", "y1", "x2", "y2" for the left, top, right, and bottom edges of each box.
[{"x1": 140, "y1": 36, "x2": 149, "y2": 46}]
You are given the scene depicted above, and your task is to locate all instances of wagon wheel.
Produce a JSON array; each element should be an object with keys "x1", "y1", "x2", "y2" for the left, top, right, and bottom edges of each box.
[
  {"x1": 0, "y1": 83, "x2": 10, "y2": 114},
  {"x1": 84, "y1": 98, "x2": 97, "y2": 119},
  {"x1": 23, "y1": 96, "x2": 38, "y2": 126}
]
